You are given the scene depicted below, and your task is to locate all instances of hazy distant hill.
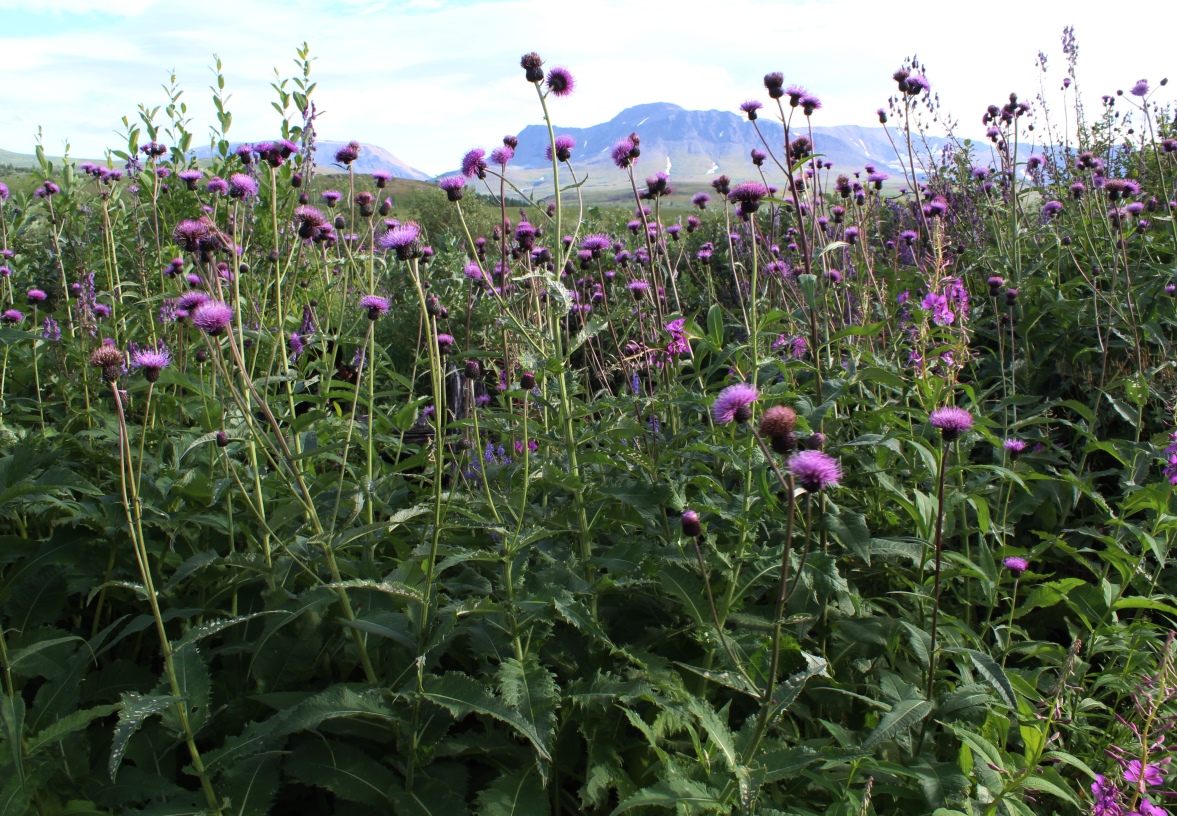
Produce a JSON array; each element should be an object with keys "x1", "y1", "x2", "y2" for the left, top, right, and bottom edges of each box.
[
  {"x1": 488, "y1": 102, "x2": 1015, "y2": 198},
  {"x1": 189, "y1": 140, "x2": 431, "y2": 181}
]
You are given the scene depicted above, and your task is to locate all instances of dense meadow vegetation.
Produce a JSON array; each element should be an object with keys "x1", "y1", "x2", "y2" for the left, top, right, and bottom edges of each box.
[{"x1": 2, "y1": 33, "x2": 1177, "y2": 816}]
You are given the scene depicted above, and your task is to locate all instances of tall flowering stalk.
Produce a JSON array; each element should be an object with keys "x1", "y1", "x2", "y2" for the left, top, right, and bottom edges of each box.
[{"x1": 926, "y1": 405, "x2": 973, "y2": 696}]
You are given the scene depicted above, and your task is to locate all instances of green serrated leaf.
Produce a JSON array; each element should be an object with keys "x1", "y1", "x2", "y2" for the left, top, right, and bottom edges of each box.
[{"x1": 862, "y1": 698, "x2": 932, "y2": 750}]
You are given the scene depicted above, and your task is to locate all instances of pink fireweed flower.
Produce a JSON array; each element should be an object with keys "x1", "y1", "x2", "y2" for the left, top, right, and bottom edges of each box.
[
  {"x1": 1124, "y1": 760, "x2": 1164, "y2": 788},
  {"x1": 711, "y1": 382, "x2": 758, "y2": 424}
]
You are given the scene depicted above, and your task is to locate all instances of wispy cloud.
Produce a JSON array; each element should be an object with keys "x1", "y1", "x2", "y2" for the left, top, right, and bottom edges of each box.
[{"x1": 0, "y1": 0, "x2": 1171, "y2": 175}]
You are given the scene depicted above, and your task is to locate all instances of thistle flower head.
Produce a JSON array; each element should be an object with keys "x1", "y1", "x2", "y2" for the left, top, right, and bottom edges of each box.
[
  {"x1": 228, "y1": 174, "x2": 259, "y2": 200},
  {"x1": 546, "y1": 135, "x2": 576, "y2": 162},
  {"x1": 711, "y1": 382, "x2": 759, "y2": 424},
  {"x1": 26, "y1": 288, "x2": 47, "y2": 304},
  {"x1": 728, "y1": 180, "x2": 770, "y2": 214},
  {"x1": 546, "y1": 66, "x2": 575, "y2": 97},
  {"x1": 438, "y1": 175, "x2": 467, "y2": 201},
  {"x1": 740, "y1": 99, "x2": 763, "y2": 120},
  {"x1": 929, "y1": 406, "x2": 974, "y2": 441},
  {"x1": 1, "y1": 309, "x2": 23, "y2": 324},
  {"x1": 359, "y1": 294, "x2": 390, "y2": 319},
  {"x1": 611, "y1": 137, "x2": 636, "y2": 169},
  {"x1": 461, "y1": 148, "x2": 488, "y2": 179},
  {"x1": 131, "y1": 346, "x2": 171, "y2": 382},
  {"x1": 191, "y1": 300, "x2": 234, "y2": 336},
  {"x1": 788, "y1": 450, "x2": 841, "y2": 492},
  {"x1": 759, "y1": 405, "x2": 797, "y2": 438},
  {"x1": 681, "y1": 510, "x2": 702, "y2": 537},
  {"x1": 1002, "y1": 556, "x2": 1029, "y2": 574},
  {"x1": 379, "y1": 221, "x2": 423, "y2": 259},
  {"x1": 334, "y1": 140, "x2": 361, "y2": 165}
]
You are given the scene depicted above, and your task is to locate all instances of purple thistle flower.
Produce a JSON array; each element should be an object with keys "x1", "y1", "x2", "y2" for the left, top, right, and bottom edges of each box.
[
  {"x1": 461, "y1": 148, "x2": 488, "y2": 179},
  {"x1": 0, "y1": 183, "x2": 8, "y2": 201},
  {"x1": 905, "y1": 74, "x2": 931, "y2": 94},
  {"x1": 611, "y1": 137, "x2": 636, "y2": 169},
  {"x1": 681, "y1": 510, "x2": 702, "y2": 537},
  {"x1": 26, "y1": 288, "x2": 48, "y2": 305},
  {"x1": 207, "y1": 176, "x2": 229, "y2": 195},
  {"x1": 740, "y1": 99, "x2": 763, "y2": 120},
  {"x1": 546, "y1": 135, "x2": 576, "y2": 163},
  {"x1": 1, "y1": 309, "x2": 23, "y2": 324},
  {"x1": 131, "y1": 346, "x2": 171, "y2": 382},
  {"x1": 359, "y1": 294, "x2": 390, "y2": 319},
  {"x1": 580, "y1": 233, "x2": 611, "y2": 255},
  {"x1": 1042, "y1": 200, "x2": 1064, "y2": 218},
  {"x1": 800, "y1": 94, "x2": 822, "y2": 115},
  {"x1": 711, "y1": 382, "x2": 758, "y2": 424},
  {"x1": 321, "y1": 190, "x2": 343, "y2": 207},
  {"x1": 438, "y1": 175, "x2": 467, "y2": 202},
  {"x1": 546, "y1": 66, "x2": 575, "y2": 97},
  {"x1": 1002, "y1": 555, "x2": 1029, "y2": 574},
  {"x1": 728, "y1": 180, "x2": 770, "y2": 214},
  {"x1": 788, "y1": 450, "x2": 842, "y2": 492},
  {"x1": 1003, "y1": 438, "x2": 1028, "y2": 458},
  {"x1": 228, "y1": 174, "x2": 259, "y2": 200},
  {"x1": 1130, "y1": 79, "x2": 1150, "y2": 97},
  {"x1": 334, "y1": 140, "x2": 361, "y2": 165},
  {"x1": 379, "y1": 221, "x2": 423, "y2": 258},
  {"x1": 93, "y1": 303, "x2": 110, "y2": 320},
  {"x1": 929, "y1": 406, "x2": 974, "y2": 441},
  {"x1": 692, "y1": 192, "x2": 710, "y2": 209},
  {"x1": 491, "y1": 145, "x2": 514, "y2": 165},
  {"x1": 177, "y1": 291, "x2": 210, "y2": 313},
  {"x1": 372, "y1": 169, "x2": 393, "y2": 187},
  {"x1": 191, "y1": 300, "x2": 234, "y2": 336},
  {"x1": 436, "y1": 332, "x2": 455, "y2": 353}
]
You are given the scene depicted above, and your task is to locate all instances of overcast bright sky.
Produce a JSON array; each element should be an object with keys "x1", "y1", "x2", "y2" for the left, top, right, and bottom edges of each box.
[{"x1": 0, "y1": 0, "x2": 1170, "y2": 176}]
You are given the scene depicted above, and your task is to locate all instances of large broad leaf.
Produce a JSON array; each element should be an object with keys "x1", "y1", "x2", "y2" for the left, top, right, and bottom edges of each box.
[
  {"x1": 203, "y1": 686, "x2": 401, "y2": 770},
  {"x1": 25, "y1": 704, "x2": 120, "y2": 757},
  {"x1": 220, "y1": 754, "x2": 281, "y2": 816},
  {"x1": 960, "y1": 649, "x2": 1017, "y2": 708},
  {"x1": 109, "y1": 693, "x2": 182, "y2": 781},
  {"x1": 160, "y1": 644, "x2": 211, "y2": 736},
  {"x1": 475, "y1": 767, "x2": 550, "y2": 816},
  {"x1": 421, "y1": 673, "x2": 552, "y2": 762},
  {"x1": 765, "y1": 654, "x2": 828, "y2": 722},
  {"x1": 862, "y1": 698, "x2": 933, "y2": 750},
  {"x1": 609, "y1": 778, "x2": 725, "y2": 815},
  {"x1": 497, "y1": 655, "x2": 559, "y2": 760},
  {"x1": 284, "y1": 739, "x2": 398, "y2": 806}
]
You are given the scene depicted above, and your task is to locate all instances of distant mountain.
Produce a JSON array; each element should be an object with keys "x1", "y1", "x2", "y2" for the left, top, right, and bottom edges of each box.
[
  {"x1": 496, "y1": 102, "x2": 1006, "y2": 197},
  {"x1": 189, "y1": 140, "x2": 431, "y2": 181}
]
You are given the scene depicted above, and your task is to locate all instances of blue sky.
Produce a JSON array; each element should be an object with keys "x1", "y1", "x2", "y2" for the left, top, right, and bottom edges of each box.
[{"x1": 0, "y1": 0, "x2": 1171, "y2": 175}]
